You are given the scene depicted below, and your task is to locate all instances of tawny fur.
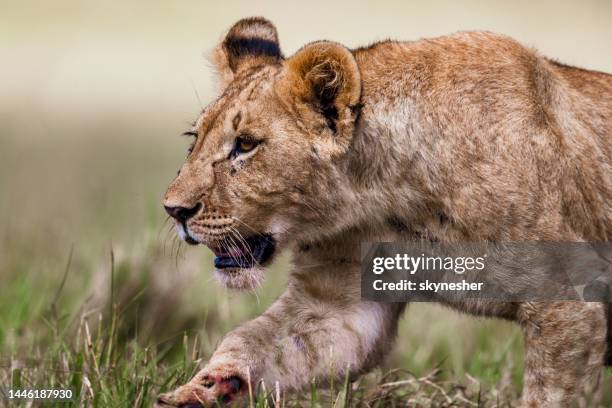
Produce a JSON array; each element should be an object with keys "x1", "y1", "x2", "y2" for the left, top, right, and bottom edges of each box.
[{"x1": 159, "y1": 17, "x2": 612, "y2": 407}]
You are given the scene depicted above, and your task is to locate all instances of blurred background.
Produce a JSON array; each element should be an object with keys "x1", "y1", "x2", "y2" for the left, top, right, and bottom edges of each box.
[{"x1": 1, "y1": 0, "x2": 611, "y2": 405}]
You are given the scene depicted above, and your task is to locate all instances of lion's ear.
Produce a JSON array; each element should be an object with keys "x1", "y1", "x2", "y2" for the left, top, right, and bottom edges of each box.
[
  {"x1": 211, "y1": 17, "x2": 283, "y2": 88},
  {"x1": 285, "y1": 41, "x2": 361, "y2": 135}
]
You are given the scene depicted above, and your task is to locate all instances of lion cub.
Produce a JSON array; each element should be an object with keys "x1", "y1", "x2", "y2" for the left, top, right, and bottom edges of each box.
[{"x1": 158, "y1": 17, "x2": 612, "y2": 407}]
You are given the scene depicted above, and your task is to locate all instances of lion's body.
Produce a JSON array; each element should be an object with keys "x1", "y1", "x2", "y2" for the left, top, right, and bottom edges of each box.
[
  {"x1": 159, "y1": 20, "x2": 612, "y2": 407},
  {"x1": 352, "y1": 33, "x2": 612, "y2": 244}
]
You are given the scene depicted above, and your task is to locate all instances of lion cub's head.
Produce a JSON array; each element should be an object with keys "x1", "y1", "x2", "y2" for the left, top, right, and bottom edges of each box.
[{"x1": 163, "y1": 17, "x2": 361, "y2": 289}]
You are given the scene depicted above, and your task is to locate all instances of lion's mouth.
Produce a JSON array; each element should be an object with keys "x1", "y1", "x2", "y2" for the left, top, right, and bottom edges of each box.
[{"x1": 209, "y1": 235, "x2": 275, "y2": 269}]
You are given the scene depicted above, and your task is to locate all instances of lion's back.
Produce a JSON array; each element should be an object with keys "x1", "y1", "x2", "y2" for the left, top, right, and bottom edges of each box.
[{"x1": 355, "y1": 31, "x2": 612, "y2": 242}]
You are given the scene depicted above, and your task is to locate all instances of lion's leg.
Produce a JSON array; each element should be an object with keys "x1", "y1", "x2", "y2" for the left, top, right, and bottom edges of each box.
[
  {"x1": 156, "y1": 274, "x2": 406, "y2": 407},
  {"x1": 518, "y1": 301, "x2": 606, "y2": 407}
]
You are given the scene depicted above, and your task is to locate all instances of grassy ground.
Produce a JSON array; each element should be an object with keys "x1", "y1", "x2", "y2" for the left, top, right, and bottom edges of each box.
[{"x1": 0, "y1": 116, "x2": 610, "y2": 407}]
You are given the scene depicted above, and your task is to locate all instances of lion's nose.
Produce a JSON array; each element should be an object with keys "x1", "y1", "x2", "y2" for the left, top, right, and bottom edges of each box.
[{"x1": 164, "y1": 202, "x2": 202, "y2": 223}]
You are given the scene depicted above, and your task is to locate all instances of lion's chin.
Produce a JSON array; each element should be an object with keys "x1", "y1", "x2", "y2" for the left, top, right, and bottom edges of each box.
[{"x1": 214, "y1": 266, "x2": 265, "y2": 290}]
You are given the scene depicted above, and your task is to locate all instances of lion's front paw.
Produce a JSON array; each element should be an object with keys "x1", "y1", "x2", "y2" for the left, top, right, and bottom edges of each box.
[{"x1": 154, "y1": 372, "x2": 244, "y2": 408}]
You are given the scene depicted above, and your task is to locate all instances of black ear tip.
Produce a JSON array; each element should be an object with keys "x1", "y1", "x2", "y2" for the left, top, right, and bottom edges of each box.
[
  {"x1": 227, "y1": 16, "x2": 278, "y2": 43},
  {"x1": 223, "y1": 17, "x2": 282, "y2": 70}
]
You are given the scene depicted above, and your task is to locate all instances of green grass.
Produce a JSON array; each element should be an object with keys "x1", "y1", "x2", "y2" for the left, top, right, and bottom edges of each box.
[
  {"x1": 0, "y1": 117, "x2": 610, "y2": 407},
  {"x1": 0, "y1": 240, "x2": 515, "y2": 407}
]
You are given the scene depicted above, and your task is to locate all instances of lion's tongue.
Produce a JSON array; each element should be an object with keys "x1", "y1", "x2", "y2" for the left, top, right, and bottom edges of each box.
[
  {"x1": 213, "y1": 245, "x2": 252, "y2": 269},
  {"x1": 213, "y1": 246, "x2": 246, "y2": 258},
  {"x1": 228, "y1": 247, "x2": 246, "y2": 258},
  {"x1": 210, "y1": 235, "x2": 274, "y2": 269}
]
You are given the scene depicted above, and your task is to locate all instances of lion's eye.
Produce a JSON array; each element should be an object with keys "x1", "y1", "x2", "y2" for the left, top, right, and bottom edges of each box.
[
  {"x1": 238, "y1": 139, "x2": 257, "y2": 152},
  {"x1": 182, "y1": 130, "x2": 198, "y2": 156},
  {"x1": 230, "y1": 136, "x2": 261, "y2": 158}
]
